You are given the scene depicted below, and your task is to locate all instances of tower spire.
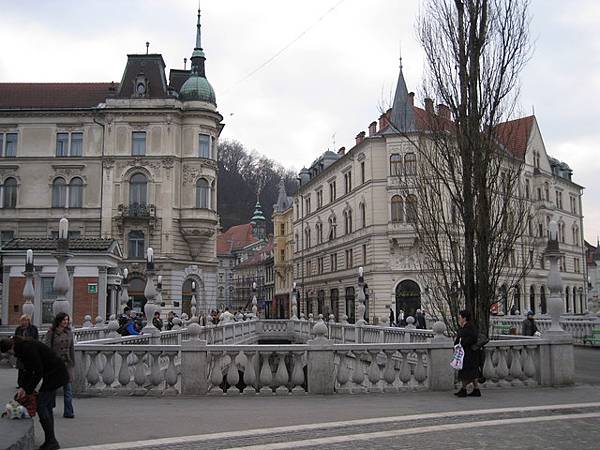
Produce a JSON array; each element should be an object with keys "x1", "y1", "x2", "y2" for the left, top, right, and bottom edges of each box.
[{"x1": 196, "y1": 2, "x2": 202, "y2": 50}]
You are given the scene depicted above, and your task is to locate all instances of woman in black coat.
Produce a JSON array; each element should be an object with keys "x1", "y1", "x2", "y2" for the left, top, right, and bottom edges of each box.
[{"x1": 454, "y1": 310, "x2": 481, "y2": 397}]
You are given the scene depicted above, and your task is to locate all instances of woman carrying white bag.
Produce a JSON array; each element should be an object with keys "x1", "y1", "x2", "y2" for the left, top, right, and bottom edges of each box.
[{"x1": 452, "y1": 310, "x2": 481, "y2": 398}]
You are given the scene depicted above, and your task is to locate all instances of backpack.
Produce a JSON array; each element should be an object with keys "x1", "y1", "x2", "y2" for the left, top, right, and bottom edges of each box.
[{"x1": 472, "y1": 332, "x2": 490, "y2": 351}]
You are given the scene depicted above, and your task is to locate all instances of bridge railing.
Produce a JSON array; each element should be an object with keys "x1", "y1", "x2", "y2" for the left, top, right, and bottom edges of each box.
[{"x1": 490, "y1": 316, "x2": 600, "y2": 344}]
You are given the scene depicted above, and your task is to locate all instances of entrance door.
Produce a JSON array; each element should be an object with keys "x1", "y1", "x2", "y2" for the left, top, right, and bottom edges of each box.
[
  {"x1": 127, "y1": 277, "x2": 146, "y2": 313},
  {"x1": 345, "y1": 287, "x2": 355, "y2": 323},
  {"x1": 395, "y1": 280, "x2": 421, "y2": 320}
]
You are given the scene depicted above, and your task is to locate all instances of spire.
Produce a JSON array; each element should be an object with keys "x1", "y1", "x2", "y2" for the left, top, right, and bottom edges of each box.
[
  {"x1": 190, "y1": 1, "x2": 206, "y2": 77},
  {"x1": 386, "y1": 61, "x2": 416, "y2": 134},
  {"x1": 195, "y1": 4, "x2": 202, "y2": 50}
]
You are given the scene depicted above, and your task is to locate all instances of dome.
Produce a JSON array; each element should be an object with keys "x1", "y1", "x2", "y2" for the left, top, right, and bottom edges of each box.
[{"x1": 179, "y1": 75, "x2": 216, "y2": 105}]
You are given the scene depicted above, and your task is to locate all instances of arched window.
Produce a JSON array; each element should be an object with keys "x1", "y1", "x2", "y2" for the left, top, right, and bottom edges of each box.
[
  {"x1": 544, "y1": 182, "x2": 549, "y2": 201},
  {"x1": 406, "y1": 195, "x2": 418, "y2": 223},
  {"x1": 3, "y1": 177, "x2": 17, "y2": 208},
  {"x1": 344, "y1": 210, "x2": 353, "y2": 234},
  {"x1": 565, "y1": 286, "x2": 570, "y2": 313},
  {"x1": 513, "y1": 285, "x2": 521, "y2": 313},
  {"x1": 573, "y1": 286, "x2": 577, "y2": 314},
  {"x1": 572, "y1": 225, "x2": 579, "y2": 245},
  {"x1": 129, "y1": 173, "x2": 148, "y2": 207},
  {"x1": 390, "y1": 154, "x2": 402, "y2": 176},
  {"x1": 360, "y1": 202, "x2": 366, "y2": 228},
  {"x1": 68, "y1": 177, "x2": 83, "y2": 208},
  {"x1": 196, "y1": 178, "x2": 210, "y2": 208},
  {"x1": 404, "y1": 152, "x2": 416, "y2": 176},
  {"x1": 328, "y1": 216, "x2": 337, "y2": 240},
  {"x1": 128, "y1": 230, "x2": 145, "y2": 259},
  {"x1": 540, "y1": 286, "x2": 547, "y2": 314},
  {"x1": 52, "y1": 177, "x2": 67, "y2": 208},
  {"x1": 391, "y1": 195, "x2": 404, "y2": 222},
  {"x1": 529, "y1": 285, "x2": 536, "y2": 314}
]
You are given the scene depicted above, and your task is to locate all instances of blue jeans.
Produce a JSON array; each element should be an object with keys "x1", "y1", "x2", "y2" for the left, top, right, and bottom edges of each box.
[{"x1": 63, "y1": 383, "x2": 74, "y2": 417}]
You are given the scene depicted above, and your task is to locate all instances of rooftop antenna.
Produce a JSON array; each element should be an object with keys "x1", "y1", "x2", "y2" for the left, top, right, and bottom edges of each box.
[
  {"x1": 184, "y1": 57, "x2": 187, "y2": 70},
  {"x1": 146, "y1": 41, "x2": 150, "y2": 54},
  {"x1": 399, "y1": 40, "x2": 403, "y2": 69},
  {"x1": 532, "y1": 104, "x2": 535, "y2": 116}
]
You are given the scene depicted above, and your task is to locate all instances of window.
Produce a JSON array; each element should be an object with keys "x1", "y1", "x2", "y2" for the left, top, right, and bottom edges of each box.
[
  {"x1": 406, "y1": 195, "x2": 417, "y2": 223},
  {"x1": 555, "y1": 191, "x2": 563, "y2": 210},
  {"x1": 328, "y1": 216, "x2": 337, "y2": 240},
  {"x1": 279, "y1": 223, "x2": 285, "y2": 236},
  {"x1": 404, "y1": 153, "x2": 416, "y2": 176},
  {"x1": 361, "y1": 161, "x2": 365, "y2": 184},
  {"x1": 329, "y1": 181, "x2": 337, "y2": 203},
  {"x1": 2, "y1": 177, "x2": 17, "y2": 208},
  {"x1": 344, "y1": 210, "x2": 353, "y2": 234},
  {"x1": 199, "y1": 134, "x2": 211, "y2": 158},
  {"x1": 544, "y1": 182, "x2": 549, "y2": 201},
  {"x1": 305, "y1": 196, "x2": 311, "y2": 214},
  {"x1": 525, "y1": 179, "x2": 530, "y2": 199},
  {"x1": 295, "y1": 233, "x2": 299, "y2": 252},
  {"x1": 128, "y1": 230, "x2": 145, "y2": 259},
  {"x1": 129, "y1": 173, "x2": 148, "y2": 206},
  {"x1": 362, "y1": 244, "x2": 367, "y2": 265},
  {"x1": 52, "y1": 178, "x2": 67, "y2": 208},
  {"x1": 306, "y1": 260, "x2": 312, "y2": 276},
  {"x1": 316, "y1": 190, "x2": 323, "y2": 209},
  {"x1": 0, "y1": 230, "x2": 14, "y2": 246},
  {"x1": 196, "y1": 178, "x2": 210, "y2": 208},
  {"x1": 537, "y1": 187, "x2": 542, "y2": 201},
  {"x1": 132, "y1": 131, "x2": 146, "y2": 156},
  {"x1": 573, "y1": 225, "x2": 579, "y2": 246},
  {"x1": 391, "y1": 195, "x2": 404, "y2": 222},
  {"x1": 41, "y1": 277, "x2": 57, "y2": 324},
  {"x1": 330, "y1": 253, "x2": 338, "y2": 272},
  {"x1": 56, "y1": 132, "x2": 83, "y2": 157},
  {"x1": 1, "y1": 133, "x2": 18, "y2": 157},
  {"x1": 280, "y1": 249, "x2": 285, "y2": 261},
  {"x1": 344, "y1": 172, "x2": 352, "y2": 194},
  {"x1": 68, "y1": 177, "x2": 83, "y2": 208},
  {"x1": 390, "y1": 154, "x2": 402, "y2": 176},
  {"x1": 360, "y1": 203, "x2": 366, "y2": 228},
  {"x1": 317, "y1": 257, "x2": 324, "y2": 275},
  {"x1": 345, "y1": 248, "x2": 353, "y2": 269},
  {"x1": 316, "y1": 222, "x2": 323, "y2": 244}
]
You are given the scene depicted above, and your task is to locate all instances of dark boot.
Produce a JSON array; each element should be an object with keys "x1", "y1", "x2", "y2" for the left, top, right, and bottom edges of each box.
[
  {"x1": 38, "y1": 415, "x2": 60, "y2": 450},
  {"x1": 454, "y1": 388, "x2": 467, "y2": 397},
  {"x1": 467, "y1": 388, "x2": 482, "y2": 397}
]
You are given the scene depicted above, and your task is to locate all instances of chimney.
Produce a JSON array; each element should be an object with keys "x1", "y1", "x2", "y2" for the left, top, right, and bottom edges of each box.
[
  {"x1": 368, "y1": 121, "x2": 377, "y2": 136},
  {"x1": 337, "y1": 146, "x2": 346, "y2": 156},
  {"x1": 378, "y1": 113, "x2": 388, "y2": 131},
  {"x1": 408, "y1": 92, "x2": 415, "y2": 106},
  {"x1": 437, "y1": 104, "x2": 451, "y2": 121},
  {"x1": 355, "y1": 131, "x2": 366, "y2": 145},
  {"x1": 424, "y1": 98, "x2": 434, "y2": 115}
]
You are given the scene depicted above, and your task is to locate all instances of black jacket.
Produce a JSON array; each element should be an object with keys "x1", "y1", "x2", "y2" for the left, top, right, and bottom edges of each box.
[
  {"x1": 14, "y1": 324, "x2": 39, "y2": 340},
  {"x1": 454, "y1": 321, "x2": 480, "y2": 380},
  {"x1": 14, "y1": 338, "x2": 69, "y2": 394}
]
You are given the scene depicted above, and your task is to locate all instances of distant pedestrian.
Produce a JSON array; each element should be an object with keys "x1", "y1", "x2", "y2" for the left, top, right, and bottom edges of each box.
[
  {"x1": 1, "y1": 335, "x2": 69, "y2": 450},
  {"x1": 14, "y1": 314, "x2": 39, "y2": 386},
  {"x1": 454, "y1": 310, "x2": 481, "y2": 398},
  {"x1": 44, "y1": 312, "x2": 76, "y2": 418},
  {"x1": 166, "y1": 311, "x2": 175, "y2": 330},
  {"x1": 389, "y1": 308, "x2": 395, "y2": 327},
  {"x1": 522, "y1": 311, "x2": 538, "y2": 336},
  {"x1": 415, "y1": 309, "x2": 427, "y2": 329},
  {"x1": 397, "y1": 309, "x2": 405, "y2": 327},
  {"x1": 152, "y1": 311, "x2": 163, "y2": 331}
]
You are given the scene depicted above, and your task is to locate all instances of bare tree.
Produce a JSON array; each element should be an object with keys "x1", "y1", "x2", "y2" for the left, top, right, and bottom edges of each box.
[{"x1": 387, "y1": 0, "x2": 534, "y2": 335}]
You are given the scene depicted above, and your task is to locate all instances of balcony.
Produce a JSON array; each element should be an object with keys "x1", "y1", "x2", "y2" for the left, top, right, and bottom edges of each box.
[{"x1": 115, "y1": 203, "x2": 157, "y2": 232}]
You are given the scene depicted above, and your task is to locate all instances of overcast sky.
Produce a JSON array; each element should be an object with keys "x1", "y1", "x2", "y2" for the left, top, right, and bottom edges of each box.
[{"x1": 1, "y1": 0, "x2": 599, "y2": 242}]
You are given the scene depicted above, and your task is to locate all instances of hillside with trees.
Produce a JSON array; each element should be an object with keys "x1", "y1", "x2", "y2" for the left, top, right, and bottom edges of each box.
[{"x1": 217, "y1": 139, "x2": 298, "y2": 233}]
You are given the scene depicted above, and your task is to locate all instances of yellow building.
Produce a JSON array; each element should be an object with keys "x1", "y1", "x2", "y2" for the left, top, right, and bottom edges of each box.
[{"x1": 273, "y1": 181, "x2": 294, "y2": 318}]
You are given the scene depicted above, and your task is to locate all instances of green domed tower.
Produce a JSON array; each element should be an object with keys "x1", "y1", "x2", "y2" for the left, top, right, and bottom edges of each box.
[
  {"x1": 179, "y1": 7, "x2": 216, "y2": 104},
  {"x1": 250, "y1": 200, "x2": 266, "y2": 240}
]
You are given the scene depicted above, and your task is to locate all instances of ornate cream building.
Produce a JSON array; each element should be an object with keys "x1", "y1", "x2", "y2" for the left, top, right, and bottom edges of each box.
[
  {"x1": 0, "y1": 8, "x2": 222, "y2": 324},
  {"x1": 273, "y1": 180, "x2": 294, "y2": 318},
  {"x1": 292, "y1": 62, "x2": 587, "y2": 323}
]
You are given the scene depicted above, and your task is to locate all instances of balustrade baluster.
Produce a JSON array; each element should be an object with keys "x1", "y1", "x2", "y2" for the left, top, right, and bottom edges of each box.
[
  {"x1": 523, "y1": 346, "x2": 537, "y2": 384},
  {"x1": 226, "y1": 351, "x2": 240, "y2": 395},
  {"x1": 209, "y1": 352, "x2": 224, "y2": 394},
  {"x1": 367, "y1": 350, "x2": 381, "y2": 392},
  {"x1": 482, "y1": 348, "x2": 496, "y2": 385},
  {"x1": 259, "y1": 352, "x2": 274, "y2": 395},
  {"x1": 275, "y1": 352, "x2": 290, "y2": 394},
  {"x1": 495, "y1": 348, "x2": 510, "y2": 386},
  {"x1": 291, "y1": 351, "x2": 306, "y2": 394},
  {"x1": 382, "y1": 351, "x2": 397, "y2": 392},
  {"x1": 243, "y1": 351, "x2": 257, "y2": 394},
  {"x1": 164, "y1": 352, "x2": 179, "y2": 395},
  {"x1": 150, "y1": 351, "x2": 163, "y2": 392},
  {"x1": 413, "y1": 350, "x2": 427, "y2": 387},
  {"x1": 351, "y1": 351, "x2": 366, "y2": 393},
  {"x1": 86, "y1": 351, "x2": 100, "y2": 388},
  {"x1": 101, "y1": 351, "x2": 115, "y2": 388},
  {"x1": 335, "y1": 352, "x2": 351, "y2": 393},
  {"x1": 399, "y1": 350, "x2": 411, "y2": 388},
  {"x1": 118, "y1": 351, "x2": 131, "y2": 388},
  {"x1": 133, "y1": 351, "x2": 147, "y2": 393},
  {"x1": 509, "y1": 347, "x2": 524, "y2": 385}
]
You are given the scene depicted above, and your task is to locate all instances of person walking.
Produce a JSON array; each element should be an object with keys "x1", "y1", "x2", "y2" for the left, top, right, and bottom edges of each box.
[
  {"x1": 522, "y1": 311, "x2": 538, "y2": 336},
  {"x1": 415, "y1": 309, "x2": 427, "y2": 329},
  {"x1": 166, "y1": 311, "x2": 175, "y2": 330},
  {"x1": 44, "y1": 312, "x2": 76, "y2": 419},
  {"x1": 14, "y1": 314, "x2": 39, "y2": 386},
  {"x1": 1, "y1": 335, "x2": 68, "y2": 450},
  {"x1": 454, "y1": 309, "x2": 481, "y2": 398},
  {"x1": 152, "y1": 311, "x2": 163, "y2": 331}
]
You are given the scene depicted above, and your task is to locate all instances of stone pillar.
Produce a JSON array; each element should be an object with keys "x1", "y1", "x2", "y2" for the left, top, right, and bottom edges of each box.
[
  {"x1": 306, "y1": 319, "x2": 335, "y2": 394},
  {"x1": 180, "y1": 322, "x2": 209, "y2": 395},
  {"x1": 109, "y1": 286, "x2": 117, "y2": 318},
  {"x1": 427, "y1": 322, "x2": 454, "y2": 391},
  {"x1": 97, "y1": 267, "x2": 108, "y2": 321}
]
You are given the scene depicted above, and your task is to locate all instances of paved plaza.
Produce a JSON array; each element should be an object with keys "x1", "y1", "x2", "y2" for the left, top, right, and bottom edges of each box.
[{"x1": 0, "y1": 347, "x2": 598, "y2": 449}]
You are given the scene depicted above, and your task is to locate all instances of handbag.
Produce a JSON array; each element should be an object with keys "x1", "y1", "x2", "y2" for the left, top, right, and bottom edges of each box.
[
  {"x1": 450, "y1": 343, "x2": 465, "y2": 370},
  {"x1": 471, "y1": 332, "x2": 490, "y2": 351}
]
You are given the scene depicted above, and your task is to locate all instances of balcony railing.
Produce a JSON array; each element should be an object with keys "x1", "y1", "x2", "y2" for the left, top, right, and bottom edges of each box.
[{"x1": 119, "y1": 203, "x2": 156, "y2": 218}]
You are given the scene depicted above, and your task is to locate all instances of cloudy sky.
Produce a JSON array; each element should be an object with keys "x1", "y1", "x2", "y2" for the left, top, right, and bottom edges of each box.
[{"x1": 1, "y1": 0, "x2": 599, "y2": 242}]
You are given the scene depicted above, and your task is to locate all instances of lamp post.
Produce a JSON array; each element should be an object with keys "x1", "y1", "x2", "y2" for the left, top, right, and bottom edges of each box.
[
  {"x1": 191, "y1": 280, "x2": 197, "y2": 319},
  {"x1": 120, "y1": 268, "x2": 129, "y2": 314},
  {"x1": 22, "y1": 249, "x2": 35, "y2": 321},
  {"x1": 142, "y1": 247, "x2": 159, "y2": 336},
  {"x1": 156, "y1": 274, "x2": 163, "y2": 312},
  {"x1": 356, "y1": 266, "x2": 367, "y2": 325},
  {"x1": 53, "y1": 218, "x2": 71, "y2": 316},
  {"x1": 251, "y1": 281, "x2": 258, "y2": 318},
  {"x1": 291, "y1": 281, "x2": 298, "y2": 320},
  {"x1": 544, "y1": 220, "x2": 566, "y2": 334}
]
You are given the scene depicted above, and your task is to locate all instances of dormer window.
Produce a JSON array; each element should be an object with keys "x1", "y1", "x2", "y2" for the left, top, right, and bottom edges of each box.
[{"x1": 133, "y1": 73, "x2": 148, "y2": 98}]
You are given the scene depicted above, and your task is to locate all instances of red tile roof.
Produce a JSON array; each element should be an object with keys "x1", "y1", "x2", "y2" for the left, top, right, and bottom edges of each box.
[
  {"x1": 217, "y1": 223, "x2": 257, "y2": 255},
  {"x1": 493, "y1": 115, "x2": 535, "y2": 158},
  {"x1": 0, "y1": 83, "x2": 117, "y2": 109},
  {"x1": 237, "y1": 237, "x2": 274, "y2": 267}
]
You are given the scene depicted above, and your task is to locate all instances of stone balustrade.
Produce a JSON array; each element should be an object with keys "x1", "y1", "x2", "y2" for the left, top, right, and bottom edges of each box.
[{"x1": 490, "y1": 316, "x2": 600, "y2": 344}]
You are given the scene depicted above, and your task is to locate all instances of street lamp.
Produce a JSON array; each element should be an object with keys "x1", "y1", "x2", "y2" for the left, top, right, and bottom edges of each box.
[
  {"x1": 120, "y1": 268, "x2": 129, "y2": 313},
  {"x1": 22, "y1": 249, "x2": 35, "y2": 321},
  {"x1": 191, "y1": 280, "x2": 197, "y2": 319},
  {"x1": 142, "y1": 247, "x2": 159, "y2": 335},
  {"x1": 53, "y1": 218, "x2": 71, "y2": 316},
  {"x1": 356, "y1": 266, "x2": 367, "y2": 325},
  {"x1": 291, "y1": 281, "x2": 298, "y2": 320}
]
